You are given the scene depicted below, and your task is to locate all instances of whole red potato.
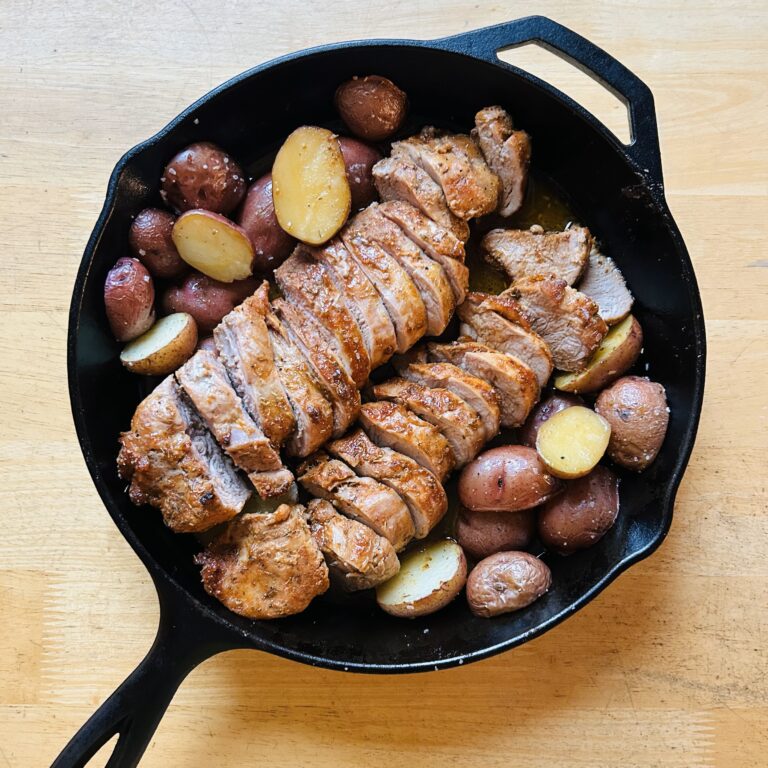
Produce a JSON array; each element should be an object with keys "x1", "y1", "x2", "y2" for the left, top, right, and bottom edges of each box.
[
  {"x1": 104, "y1": 257, "x2": 156, "y2": 341},
  {"x1": 128, "y1": 208, "x2": 187, "y2": 279}
]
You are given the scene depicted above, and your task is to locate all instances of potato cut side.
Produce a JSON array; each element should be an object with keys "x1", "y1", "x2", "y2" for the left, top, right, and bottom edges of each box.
[
  {"x1": 554, "y1": 315, "x2": 642, "y2": 394},
  {"x1": 120, "y1": 312, "x2": 197, "y2": 375},
  {"x1": 272, "y1": 126, "x2": 352, "y2": 245},
  {"x1": 376, "y1": 539, "x2": 467, "y2": 618},
  {"x1": 535, "y1": 406, "x2": 611, "y2": 479},
  {"x1": 172, "y1": 210, "x2": 254, "y2": 282}
]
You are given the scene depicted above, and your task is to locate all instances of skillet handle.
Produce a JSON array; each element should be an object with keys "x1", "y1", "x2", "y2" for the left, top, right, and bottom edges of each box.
[
  {"x1": 435, "y1": 15, "x2": 663, "y2": 188},
  {"x1": 50, "y1": 582, "x2": 244, "y2": 768}
]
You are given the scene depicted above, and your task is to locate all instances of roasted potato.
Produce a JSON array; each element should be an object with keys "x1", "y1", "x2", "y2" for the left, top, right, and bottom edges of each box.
[
  {"x1": 236, "y1": 173, "x2": 296, "y2": 271},
  {"x1": 538, "y1": 466, "x2": 620, "y2": 554},
  {"x1": 161, "y1": 142, "x2": 246, "y2": 215},
  {"x1": 536, "y1": 406, "x2": 611, "y2": 479},
  {"x1": 518, "y1": 392, "x2": 585, "y2": 448},
  {"x1": 172, "y1": 209, "x2": 255, "y2": 282},
  {"x1": 162, "y1": 272, "x2": 258, "y2": 332},
  {"x1": 595, "y1": 376, "x2": 669, "y2": 470},
  {"x1": 466, "y1": 551, "x2": 551, "y2": 618},
  {"x1": 335, "y1": 75, "x2": 407, "y2": 142},
  {"x1": 104, "y1": 257, "x2": 156, "y2": 342},
  {"x1": 128, "y1": 208, "x2": 187, "y2": 279},
  {"x1": 272, "y1": 126, "x2": 351, "y2": 245},
  {"x1": 376, "y1": 539, "x2": 467, "y2": 618},
  {"x1": 457, "y1": 507, "x2": 535, "y2": 561},
  {"x1": 458, "y1": 445, "x2": 562, "y2": 512},
  {"x1": 338, "y1": 137, "x2": 382, "y2": 210},
  {"x1": 555, "y1": 315, "x2": 643, "y2": 394},
  {"x1": 120, "y1": 312, "x2": 197, "y2": 375}
]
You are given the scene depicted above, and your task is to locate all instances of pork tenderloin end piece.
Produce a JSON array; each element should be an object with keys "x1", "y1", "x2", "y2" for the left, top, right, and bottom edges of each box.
[
  {"x1": 195, "y1": 504, "x2": 329, "y2": 619},
  {"x1": 577, "y1": 248, "x2": 634, "y2": 325}
]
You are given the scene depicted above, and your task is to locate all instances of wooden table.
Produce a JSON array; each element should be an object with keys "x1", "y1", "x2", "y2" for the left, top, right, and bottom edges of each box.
[{"x1": 1, "y1": 2, "x2": 766, "y2": 766}]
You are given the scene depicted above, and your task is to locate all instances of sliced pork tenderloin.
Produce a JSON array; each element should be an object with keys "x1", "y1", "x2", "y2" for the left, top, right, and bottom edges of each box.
[{"x1": 577, "y1": 248, "x2": 634, "y2": 325}]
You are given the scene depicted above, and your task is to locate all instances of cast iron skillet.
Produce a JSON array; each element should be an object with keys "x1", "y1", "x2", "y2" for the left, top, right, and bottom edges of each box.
[{"x1": 54, "y1": 15, "x2": 705, "y2": 768}]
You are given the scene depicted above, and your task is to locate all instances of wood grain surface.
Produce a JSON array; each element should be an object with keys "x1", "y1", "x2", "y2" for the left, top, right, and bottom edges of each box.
[{"x1": 1, "y1": 1, "x2": 766, "y2": 766}]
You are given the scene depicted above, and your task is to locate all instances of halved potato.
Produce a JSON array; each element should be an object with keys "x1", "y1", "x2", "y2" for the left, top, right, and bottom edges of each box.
[
  {"x1": 376, "y1": 539, "x2": 467, "y2": 618},
  {"x1": 120, "y1": 312, "x2": 197, "y2": 375},
  {"x1": 554, "y1": 315, "x2": 643, "y2": 394},
  {"x1": 535, "y1": 405, "x2": 611, "y2": 479},
  {"x1": 272, "y1": 126, "x2": 352, "y2": 245},
  {"x1": 172, "y1": 210, "x2": 254, "y2": 282}
]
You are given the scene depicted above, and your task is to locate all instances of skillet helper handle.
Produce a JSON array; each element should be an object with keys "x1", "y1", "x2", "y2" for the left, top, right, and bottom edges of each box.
[
  {"x1": 50, "y1": 589, "x2": 240, "y2": 768},
  {"x1": 435, "y1": 15, "x2": 664, "y2": 189}
]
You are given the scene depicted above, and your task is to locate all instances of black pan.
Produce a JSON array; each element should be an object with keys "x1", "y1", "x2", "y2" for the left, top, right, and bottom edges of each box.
[{"x1": 54, "y1": 16, "x2": 705, "y2": 768}]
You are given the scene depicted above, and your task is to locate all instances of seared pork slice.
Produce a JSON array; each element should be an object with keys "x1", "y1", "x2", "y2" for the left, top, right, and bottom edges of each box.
[
  {"x1": 306, "y1": 499, "x2": 399, "y2": 590},
  {"x1": 275, "y1": 248, "x2": 370, "y2": 386},
  {"x1": 298, "y1": 452, "x2": 415, "y2": 550},
  {"x1": 266, "y1": 311, "x2": 333, "y2": 457},
  {"x1": 392, "y1": 132, "x2": 500, "y2": 220},
  {"x1": 577, "y1": 248, "x2": 634, "y2": 325},
  {"x1": 482, "y1": 225, "x2": 592, "y2": 286},
  {"x1": 427, "y1": 340, "x2": 539, "y2": 428},
  {"x1": 472, "y1": 106, "x2": 531, "y2": 216},
  {"x1": 176, "y1": 349, "x2": 292, "y2": 498},
  {"x1": 273, "y1": 298, "x2": 360, "y2": 437},
  {"x1": 372, "y1": 156, "x2": 470, "y2": 241},
  {"x1": 378, "y1": 200, "x2": 469, "y2": 304},
  {"x1": 328, "y1": 428, "x2": 448, "y2": 538},
  {"x1": 354, "y1": 206, "x2": 454, "y2": 336},
  {"x1": 458, "y1": 292, "x2": 554, "y2": 387},
  {"x1": 196, "y1": 504, "x2": 329, "y2": 619},
  {"x1": 118, "y1": 376, "x2": 250, "y2": 532},
  {"x1": 401, "y1": 362, "x2": 501, "y2": 442},
  {"x1": 311, "y1": 238, "x2": 397, "y2": 368},
  {"x1": 372, "y1": 379, "x2": 485, "y2": 467},
  {"x1": 504, "y1": 275, "x2": 608, "y2": 372},
  {"x1": 359, "y1": 401, "x2": 454, "y2": 482},
  {"x1": 341, "y1": 221, "x2": 427, "y2": 353},
  {"x1": 214, "y1": 283, "x2": 296, "y2": 447}
]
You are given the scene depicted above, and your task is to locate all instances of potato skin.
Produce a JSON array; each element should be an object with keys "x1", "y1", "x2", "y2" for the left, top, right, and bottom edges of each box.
[
  {"x1": 104, "y1": 257, "x2": 156, "y2": 341},
  {"x1": 518, "y1": 393, "x2": 584, "y2": 448},
  {"x1": 236, "y1": 174, "x2": 296, "y2": 271},
  {"x1": 335, "y1": 75, "x2": 407, "y2": 141},
  {"x1": 457, "y1": 507, "x2": 535, "y2": 561},
  {"x1": 162, "y1": 272, "x2": 258, "y2": 332},
  {"x1": 161, "y1": 142, "x2": 246, "y2": 215},
  {"x1": 128, "y1": 208, "x2": 187, "y2": 278},
  {"x1": 458, "y1": 445, "x2": 562, "y2": 512},
  {"x1": 538, "y1": 465, "x2": 620, "y2": 554},
  {"x1": 595, "y1": 376, "x2": 669, "y2": 471},
  {"x1": 338, "y1": 137, "x2": 382, "y2": 210},
  {"x1": 466, "y1": 551, "x2": 551, "y2": 618}
]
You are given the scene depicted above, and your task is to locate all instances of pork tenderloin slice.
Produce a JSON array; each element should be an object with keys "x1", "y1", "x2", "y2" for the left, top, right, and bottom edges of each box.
[
  {"x1": 482, "y1": 225, "x2": 592, "y2": 286},
  {"x1": 247, "y1": 468, "x2": 296, "y2": 499},
  {"x1": 298, "y1": 452, "x2": 415, "y2": 551},
  {"x1": 577, "y1": 248, "x2": 634, "y2": 325},
  {"x1": 457, "y1": 292, "x2": 554, "y2": 388},
  {"x1": 427, "y1": 340, "x2": 539, "y2": 428},
  {"x1": 354, "y1": 205, "x2": 454, "y2": 336},
  {"x1": 272, "y1": 298, "x2": 360, "y2": 437},
  {"x1": 275, "y1": 248, "x2": 370, "y2": 386},
  {"x1": 472, "y1": 106, "x2": 531, "y2": 216},
  {"x1": 372, "y1": 156, "x2": 470, "y2": 241},
  {"x1": 311, "y1": 238, "x2": 397, "y2": 368},
  {"x1": 306, "y1": 498, "x2": 400, "y2": 590},
  {"x1": 503, "y1": 275, "x2": 608, "y2": 372},
  {"x1": 400, "y1": 362, "x2": 501, "y2": 442},
  {"x1": 213, "y1": 282, "x2": 296, "y2": 447},
  {"x1": 328, "y1": 428, "x2": 447, "y2": 539},
  {"x1": 195, "y1": 504, "x2": 329, "y2": 619},
  {"x1": 371, "y1": 378, "x2": 485, "y2": 467},
  {"x1": 359, "y1": 400, "x2": 454, "y2": 482},
  {"x1": 117, "y1": 376, "x2": 250, "y2": 533},
  {"x1": 265, "y1": 311, "x2": 334, "y2": 458}
]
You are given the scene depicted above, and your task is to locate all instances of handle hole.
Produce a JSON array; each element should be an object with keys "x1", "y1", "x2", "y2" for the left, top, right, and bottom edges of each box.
[
  {"x1": 496, "y1": 43, "x2": 632, "y2": 144},
  {"x1": 81, "y1": 734, "x2": 119, "y2": 768}
]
